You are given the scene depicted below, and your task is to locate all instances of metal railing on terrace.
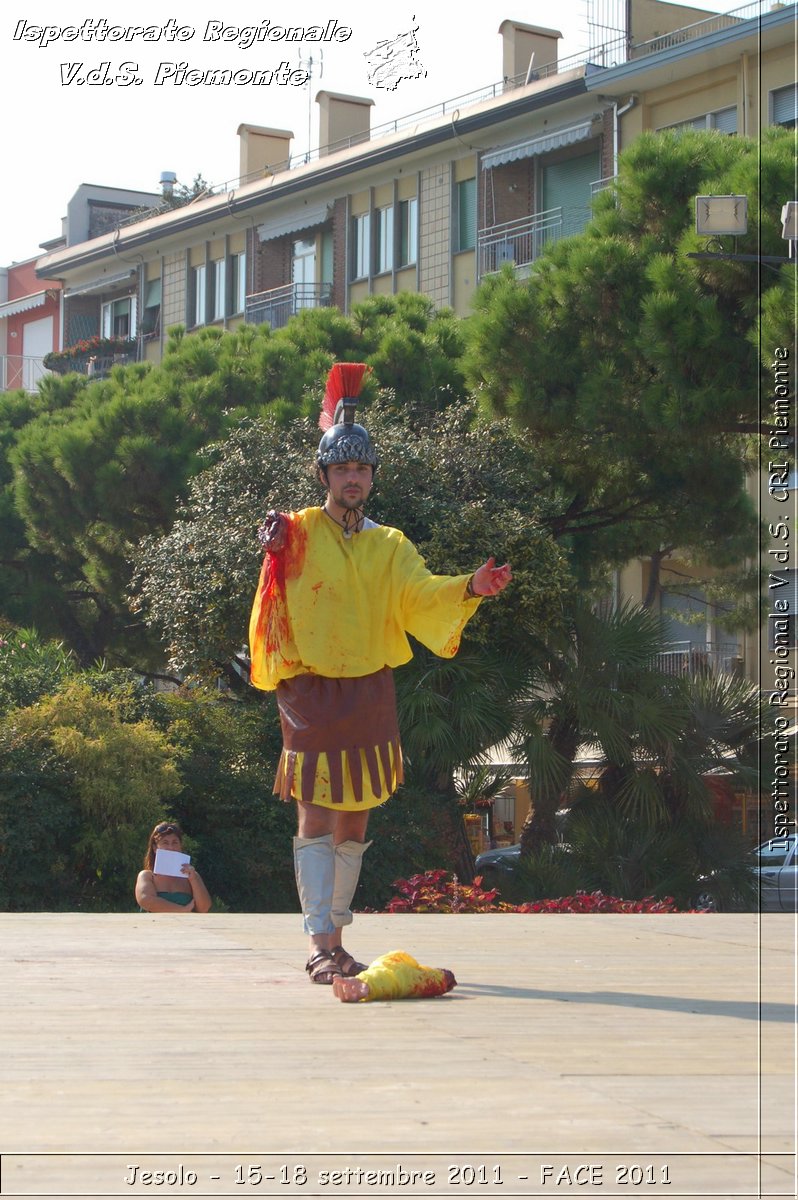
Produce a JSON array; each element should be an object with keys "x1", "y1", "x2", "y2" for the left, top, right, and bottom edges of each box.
[
  {"x1": 630, "y1": 0, "x2": 776, "y2": 57},
  {"x1": 591, "y1": 175, "x2": 617, "y2": 198},
  {"x1": 244, "y1": 282, "x2": 333, "y2": 330},
  {"x1": 655, "y1": 642, "x2": 745, "y2": 679},
  {"x1": 0, "y1": 354, "x2": 49, "y2": 392},
  {"x1": 477, "y1": 205, "x2": 595, "y2": 276},
  {"x1": 113, "y1": 0, "x2": 784, "y2": 233}
]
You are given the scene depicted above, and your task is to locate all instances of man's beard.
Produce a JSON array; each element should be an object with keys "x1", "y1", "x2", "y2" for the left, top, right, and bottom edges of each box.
[{"x1": 338, "y1": 489, "x2": 365, "y2": 511}]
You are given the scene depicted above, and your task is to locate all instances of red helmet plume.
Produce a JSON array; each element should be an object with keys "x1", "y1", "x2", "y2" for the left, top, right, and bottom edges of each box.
[{"x1": 318, "y1": 362, "x2": 371, "y2": 431}]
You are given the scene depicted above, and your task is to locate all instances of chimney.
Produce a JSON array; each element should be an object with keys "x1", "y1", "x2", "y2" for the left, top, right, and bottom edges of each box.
[
  {"x1": 316, "y1": 91, "x2": 374, "y2": 156},
  {"x1": 237, "y1": 125, "x2": 293, "y2": 181},
  {"x1": 499, "y1": 19, "x2": 562, "y2": 83}
]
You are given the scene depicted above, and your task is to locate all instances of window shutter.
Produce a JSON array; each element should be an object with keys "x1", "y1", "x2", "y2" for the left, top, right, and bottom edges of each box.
[
  {"x1": 712, "y1": 107, "x2": 738, "y2": 134},
  {"x1": 772, "y1": 84, "x2": 797, "y2": 127},
  {"x1": 542, "y1": 150, "x2": 602, "y2": 238},
  {"x1": 458, "y1": 179, "x2": 476, "y2": 251}
]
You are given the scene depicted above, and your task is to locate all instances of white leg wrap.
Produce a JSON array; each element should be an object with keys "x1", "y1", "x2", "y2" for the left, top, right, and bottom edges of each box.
[
  {"x1": 331, "y1": 839, "x2": 372, "y2": 929},
  {"x1": 293, "y1": 834, "x2": 335, "y2": 935}
]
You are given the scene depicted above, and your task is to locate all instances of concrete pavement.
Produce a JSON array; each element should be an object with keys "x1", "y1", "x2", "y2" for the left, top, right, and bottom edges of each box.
[{"x1": 0, "y1": 912, "x2": 795, "y2": 1199}]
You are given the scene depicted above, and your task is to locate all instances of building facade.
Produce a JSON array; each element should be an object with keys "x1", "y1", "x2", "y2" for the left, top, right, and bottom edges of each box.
[{"x1": 0, "y1": 258, "x2": 61, "y2": 392}]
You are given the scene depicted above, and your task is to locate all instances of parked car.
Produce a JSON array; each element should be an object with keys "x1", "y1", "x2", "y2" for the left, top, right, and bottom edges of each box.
[
  {"x1": 749, "y1": 833, "x2": 797, "y2": 912},
  {"x1": 475, "y1": 843, "x2": 522, "y2": 876},
  {"x1": 475, "y1": 834, "x2": 798, "y2": 912}
]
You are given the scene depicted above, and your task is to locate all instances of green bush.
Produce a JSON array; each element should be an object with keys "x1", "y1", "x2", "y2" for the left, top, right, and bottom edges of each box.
[
  {"x1": 0, "y1": 679, "x2": 179, "y2": 910},
  {"x1": 0, "y1": 628, "x2": 76, "y2": 715},
  {"x1": 0, "y1": 730, "x2": 79, "y2": 910}
]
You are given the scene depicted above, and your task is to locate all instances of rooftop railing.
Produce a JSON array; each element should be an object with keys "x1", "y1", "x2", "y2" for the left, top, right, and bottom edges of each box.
[
  {"x1": 114, "y1": 0, "x2": 785, "y2": 233},
  {"x1": 631, "y1": 0, "x2": 776, "y2": 57}
]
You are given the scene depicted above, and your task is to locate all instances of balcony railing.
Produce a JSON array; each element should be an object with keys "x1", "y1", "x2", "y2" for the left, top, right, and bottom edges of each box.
[
  {"x1": 478, "y1": 206, "x2": 595, "y2": 277},
  {"x1": 655, "y1": 642, "x2": 744, "y2": 679},
  {"x1": 43, "y1": 352, "x2": 137, "y2": 378},
  {"x1": 0, "y1": 354, "x2": 50, "y2": 392},
  {"x1": 591, "y1": 175, "x2": 617, "y2": 198},
  {"x1": 244, "y1": 282, "x2": 333, "y2": 329}
]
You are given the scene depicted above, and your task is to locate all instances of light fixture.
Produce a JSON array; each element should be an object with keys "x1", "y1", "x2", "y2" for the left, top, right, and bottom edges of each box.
[
  {"x1": 781, "y1": 201, "x2": 798, "y2": 240},
  {"x1": 695, "y1": 194, "x2": 748, "y2": 236}
]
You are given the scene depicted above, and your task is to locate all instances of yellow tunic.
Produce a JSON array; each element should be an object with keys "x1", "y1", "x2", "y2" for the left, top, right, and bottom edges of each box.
[
  {"x1": 249, "y1": 508, "x2": 481, "y2": 809},
  {"x1": 249, "y1": 507, "x2": 480, "y2": 689}
]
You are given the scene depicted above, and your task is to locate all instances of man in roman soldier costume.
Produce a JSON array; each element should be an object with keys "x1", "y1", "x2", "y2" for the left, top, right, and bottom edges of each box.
[{"x1": 249, "y1": 363, "x2": 512, "y2": 984}]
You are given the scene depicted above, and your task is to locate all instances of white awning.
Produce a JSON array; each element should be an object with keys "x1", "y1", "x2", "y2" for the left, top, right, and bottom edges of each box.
[
  {"x1": 481, "y1": 120, "x2": 595, "y2": 170},
  {"x1": 257, "y1": 202, "x2": 331, "y2": 242},
  {"x1": 64, "y1": 270, "x2": 136, "y2": 298},
  {"x1": 0, "y1": 290, "x2": 49, "y2": 319}
]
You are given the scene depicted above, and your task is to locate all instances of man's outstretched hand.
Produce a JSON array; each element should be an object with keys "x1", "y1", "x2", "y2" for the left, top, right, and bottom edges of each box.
[
  {"x1": 258, "y1": 510, "x2": 287, "y2": 552},
  {"x1": 471, "y1": 557, "x2": 512, "y2": 597}
]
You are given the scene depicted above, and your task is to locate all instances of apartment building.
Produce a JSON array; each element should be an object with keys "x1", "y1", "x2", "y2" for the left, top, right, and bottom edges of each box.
[{"x1": 0, "y1": 184, "x2": 162, "y2": 390}]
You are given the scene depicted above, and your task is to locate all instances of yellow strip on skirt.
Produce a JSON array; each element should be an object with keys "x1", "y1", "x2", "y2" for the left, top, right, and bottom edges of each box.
[{"x1": 274, "y1": 741, "x2": 404, "y2": 810}]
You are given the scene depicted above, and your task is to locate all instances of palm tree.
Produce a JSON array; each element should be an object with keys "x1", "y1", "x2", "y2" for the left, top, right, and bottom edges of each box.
[
  {"x1": 395, "y1": 642, "x2": 533, "y2": 879},
  {"x1": 514, "y1": 600, "x2": 686, "y2": 850},
  {"x1": 514, "y1": 600, "x2": 767, "y2": 852}
]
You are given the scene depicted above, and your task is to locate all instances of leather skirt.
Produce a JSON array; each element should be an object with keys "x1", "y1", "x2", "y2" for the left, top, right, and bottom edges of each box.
[{"x1": 273, "y1": 668, "x2": 403, "y2": 808}]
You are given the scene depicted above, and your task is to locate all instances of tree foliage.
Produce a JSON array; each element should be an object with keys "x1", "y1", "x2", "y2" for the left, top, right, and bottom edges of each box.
[
  {"x1": 0, "y1": 662, "x2": 482, "y2": 912},
  {"x1": 1, "y1": 678, "x2": 180, "y2": 908},
  {"x1": 512, "y1": 598, "x2": 769, "y2": 849},
  {"x1": 134, "y1": 400, "x2": 570, "y2": 681},
  {"x1": 3, "y1": 296, "x2": 467, "y2": 664},
  {"x1": 465, "y1": 128, "x2": 793, "y2": 611}
]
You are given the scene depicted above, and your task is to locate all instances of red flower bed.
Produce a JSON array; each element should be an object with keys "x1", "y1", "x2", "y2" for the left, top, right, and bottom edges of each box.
[{"x1": 381, "y1": 870, "x2": 687, "y2": 914}]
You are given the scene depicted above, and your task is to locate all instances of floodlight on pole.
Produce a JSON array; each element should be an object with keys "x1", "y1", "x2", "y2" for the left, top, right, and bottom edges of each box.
[
  {"x1": 781, "y1": 201, "x2": 798, "y2": 239},
  {"x1": 695, "y1": 195, "x2": 748, "y2": 236}
]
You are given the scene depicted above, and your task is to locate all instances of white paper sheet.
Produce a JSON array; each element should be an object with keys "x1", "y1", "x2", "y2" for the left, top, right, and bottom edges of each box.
[{"x1": 153, "y1": 848, "x2": 191, "y2": 878}]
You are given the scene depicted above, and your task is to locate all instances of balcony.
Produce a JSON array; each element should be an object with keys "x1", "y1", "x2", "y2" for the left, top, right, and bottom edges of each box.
[
  {"x1": 245, "y1": 282, "x2": 333, "y2": 330},
  {"x1": 478, "y1": 206, "x2": 594, "y2": 277},
  {"x1": 0, "y1": 354, "x2": 49, "y2": 393},
  {"x1": 655, "y1": 642, "x2": 745, "y2": 679}
]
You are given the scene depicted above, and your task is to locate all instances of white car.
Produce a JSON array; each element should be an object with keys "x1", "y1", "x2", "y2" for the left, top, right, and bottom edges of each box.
[{"x1": 753, "y1": 833, "x2": 797, "y2": 912}]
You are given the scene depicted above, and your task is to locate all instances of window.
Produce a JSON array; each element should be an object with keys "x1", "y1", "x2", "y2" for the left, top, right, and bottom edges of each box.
[
  {"x1": 211, "y1": 259, "x2": 226, "y2": 321},
  {"x1": 399, "y1": 198, "x2": 418, "y2": 266},
  {"x1": 754, "y1": 839, "x2": 795, "y2": 868},
  {"x1": 456, "y1": 179, "x2": 476, "y2": 252},
  {"x1": 191, "y1": 265, "x2": 206, "y2": 327},
  {"x1": 771, "y1": 83, "x2": 797, "y2": 128},
  {"x1": 375, "y1": 207, "x2": 394, "y2": 274},
  {"x1": 663, "y1": 107, "x2": 737, "y2": 134},
  {"x1": 140, "y1": 280, "x2": 161, "y2": 336},
  {"x1": 351, "y1": 213, "x2": 371, "y2": 279},
  {"x1": 101, "y1": 296, "x2": 135, "y2": 338},
  {"x1": 292, "y1": 238, "x2": 316, "y2": 309},
  {"x1": 231, "y1": 252, "x2": 246, "y2": 314}
]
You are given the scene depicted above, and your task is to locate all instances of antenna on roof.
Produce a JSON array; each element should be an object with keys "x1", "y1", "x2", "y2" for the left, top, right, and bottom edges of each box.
[{"x1": 297, "y1": 48, "x2": 324, "y2": 164}]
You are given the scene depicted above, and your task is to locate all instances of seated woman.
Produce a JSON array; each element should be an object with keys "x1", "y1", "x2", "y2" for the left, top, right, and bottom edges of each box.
[{"x1": 135, "y1": 821, "x2": 212, "y2": 913}]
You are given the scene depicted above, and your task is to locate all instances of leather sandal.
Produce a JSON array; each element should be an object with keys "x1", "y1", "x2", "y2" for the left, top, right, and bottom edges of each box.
[
  {"x1": 305, "y1": 949, "x2": 343, "y2": 985},
  {"x1": 330, "y1": 945, "x2": 367, "y2": 977}
]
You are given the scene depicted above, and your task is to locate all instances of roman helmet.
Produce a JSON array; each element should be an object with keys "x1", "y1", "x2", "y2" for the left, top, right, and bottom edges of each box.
[{"x1": 316, "y1": 363, "x2": 377, "y2": 474}]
